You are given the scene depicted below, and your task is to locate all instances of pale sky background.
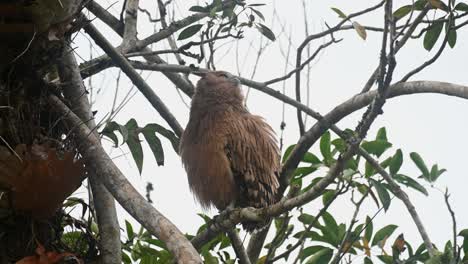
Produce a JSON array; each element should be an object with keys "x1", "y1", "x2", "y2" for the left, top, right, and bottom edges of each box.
[{"x1": 74, "y1": 0, "x2": 468, "y2": 261}]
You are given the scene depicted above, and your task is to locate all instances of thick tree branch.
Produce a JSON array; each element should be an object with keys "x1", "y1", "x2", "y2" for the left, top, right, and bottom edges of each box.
[
  {"x1": 86, "y1": 1, "x2": 124, "y2": 35},
  {"x1": 122, "y1": 0, "x2": 139, "y2": 48},
  {"x1": 57, "y1": 47, "x2": 122, "y2": 264},
  {"x1": 48, "y1": 95, "x2": 202, "y2": 263}
]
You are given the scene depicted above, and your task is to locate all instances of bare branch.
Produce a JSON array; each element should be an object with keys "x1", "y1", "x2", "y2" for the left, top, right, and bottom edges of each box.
[
  {"x1": 86, "y1": 0, "x2": 124, "y2": 35},
  {"x1": 122, "y1": 0, "x2": 139, "y2": 48},
  {"x1": 445, "y1": 189, "x2": 458, "y2": 259}
]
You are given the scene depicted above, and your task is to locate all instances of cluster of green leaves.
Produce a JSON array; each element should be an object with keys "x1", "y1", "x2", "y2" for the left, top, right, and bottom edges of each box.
[
  {"x1": 101, "y1": 118, "x2": 179, "y2": 174},
  {"x1": 194, "y1": 214, "x2": 237, "y2": 264},
  {"x1": 178, "y1": 0, "x2": 275, "y2": 42},
  {"x1": 331, "y1": 0, "x2": 467, "y2": 49},
  {"x1": 121, "y1": 220, "x2": 172, "y2": 264},
  {"x1": 121, "y1": 214, "x2": 236, "y2": 264},
  {"x1": 276, "y1": 127, "x2": 452, "y2": 263},
  {"x1": 393, "y1": 0, "x2": 467, "y2": 51}
]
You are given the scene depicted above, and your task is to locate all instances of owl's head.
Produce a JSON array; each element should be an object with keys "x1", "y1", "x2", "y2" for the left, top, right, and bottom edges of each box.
[
  {"x1": 194, "y1": 71, "x2": 243, "y2": 104},
  {"x1": 197, "y1": 71, "x2": 241, "y2": 89}
]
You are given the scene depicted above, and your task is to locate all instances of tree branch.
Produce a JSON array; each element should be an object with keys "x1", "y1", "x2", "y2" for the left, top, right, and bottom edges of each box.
[
  {"x1": 57, "y1": 46, "x2": 122, "y2": 264},
  {"x1": 226, "y1": 229, "x2": 251, "y2": 264},
  {"x1": 122, "y1": 0, "x2": 139, "y2": 49},
  {"x1": 48, "y1": 95, "x2": 202, "y2": 263}
]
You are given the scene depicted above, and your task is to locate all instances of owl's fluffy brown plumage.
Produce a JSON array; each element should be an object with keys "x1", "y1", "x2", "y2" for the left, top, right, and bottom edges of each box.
[{"x1": 179, "y1": 71, "x2": 280, "y2": 231}]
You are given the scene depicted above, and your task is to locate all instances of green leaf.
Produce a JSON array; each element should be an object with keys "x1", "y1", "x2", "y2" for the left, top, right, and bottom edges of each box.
[
  {"x1": 377, "y1": 255, "x2": 393, "y2": 264},
  {"x1": 365, "y1": 161, "x2": 375, "y2": 177},
  {"x1": 445, "y1": 20, "x2": 457, "y2": 48},
  {"x1": 250, "y1": 8, "x2": 265, "y2": 21},
  {"x1": 197, "y1": 213, "x2": 212, "y2": 224},
  {"x1": 248, "y1": 4, "x2": 266, "y2": 7},
  {"x1": 458, "y1": 229, "x2": 468, "y2": 255},
  {"x1": 361, "y1": 140, "x2": 392, "y2": 157},
  {"x1": 141, "y1": 129, "x2": 164, "y2": 166},
  {"x1": 394, "y1": 5, "x2": 412, "y2": 19},
  {"x1": 410, "y1": 152, "x2": 430, "y2": 177},
  {"x1": 282, "y1": 144, "x2": 295, "y2": 163},
  {"x1": 371, "y1": 179, "x2": 391, "y2": 211},
  {"x1": 364, "y1": 216, "x2": 373, "y2": 242},
  {"x1": 380, "y1": 156, "x2": 392, "y2": 169},
  {"x1": 320, "y1": 131, "x2": 332, "y2": 163},
  {"x1": 298, "y1": 213, "x2": 316, "y2": 225},
  {"x1": 389, "y1": 149, "x2": 403, "y2": 175},
  {"x1": 429, "y1": 164, "x2": 446, "y2": 182},
  {"x1": 122, "y1": 252, "x2": 132, "y2": 264},
  {"x1": 256, "y1": 23, "x2": 276, "y2": 41},
  {"x1": 322, "y1": 190, "x2": 336, "y2": 206},
  {"x1": 372, "y1": 224, "x2": 398, "y2": 246},
  {"x1": 414, "y1": 0, "x2": 427, "y2": 10},
  {"x1": 364, "y1": 256, "x2": 373, "y2": 264},
  {"x1": 178, "y1": 24, "x2": 203, "y2": 40},
  {"x1": 189, "y1": 5, "x2": 209, "y2": 12},
  {"x1": 303, "y1": 152, "x2": 322, "y2": 164},
  {"x1": 125, "y1": 119, "x2": 144, "y2": 174},
  {"x1": 352, "y1": 21, "x2": 367, "y2": 40},
  {"x1": 423, "y1": 20, "x2": 444, "y2": 51},
  {"x1": 300, "y1": 246, "x2": 329, "y2": 262},
  {"x1": 203, "y1": 251, "x2": 219, "y2": 264},
  {"x1": 376, "y1": 127, "x2": 388, "y2": 141},
  {"x1": 125, "y1": 220, "x2": 135, "y2": 241},
  {"x1": 294, "y1": 166, "x2": 318, "y2": 177},
  {"x1": 455, "y1": 2, "x2": 468, "y2": 11},
  {"x1": 304, "y1": 247, "x2": 333, "y2": 264},
  {"x1": 458, "y1": 229, "x2": 468, "y2": 237},
  {"x1": 144, "y1": 123, "x2": 180, "y2": 153},
  {"x1": 101, "y1": 121, "x2": 129, "y2": 147},
  {"x1": 331, "y1": 7, "x2": 347, "y2": 18},
  {"x1": 331, "y1": 138, "x2": 346, "y2": 152},
  {"x1": 393, "y1": 174, "x2": 428, "y2": 196}
]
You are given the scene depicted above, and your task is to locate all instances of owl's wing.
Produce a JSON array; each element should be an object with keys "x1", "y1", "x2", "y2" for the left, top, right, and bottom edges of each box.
[
  {"x1": 180, "y1": 114, "x2": 238, "y2": 210},
  {"x1": 226, "y1": 114, "x2": 280, "y2": 209}
]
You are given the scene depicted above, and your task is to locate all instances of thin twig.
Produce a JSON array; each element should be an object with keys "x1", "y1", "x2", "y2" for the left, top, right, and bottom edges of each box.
[
  {"x1": 444, "y1": 189, "x2": 457, "y2": 259},
  {"x1": 226, "y1": 229, "x2": 251, "y2": 264}
]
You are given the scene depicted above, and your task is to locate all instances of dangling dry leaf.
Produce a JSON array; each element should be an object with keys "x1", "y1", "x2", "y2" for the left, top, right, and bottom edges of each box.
[
  {"x1": 0, "y1": 144, "x2": 85, "y2": 218},
  {"x1": 352, "y1": 21, "x2": 367, "y2": 40}
]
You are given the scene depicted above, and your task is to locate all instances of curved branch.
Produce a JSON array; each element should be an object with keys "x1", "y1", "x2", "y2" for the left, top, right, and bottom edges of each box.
[{"x1": 48, "y1": 95, "x2": 202, "y2": 264}]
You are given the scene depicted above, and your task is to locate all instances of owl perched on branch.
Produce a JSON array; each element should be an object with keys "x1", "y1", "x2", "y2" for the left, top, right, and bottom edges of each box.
[{"x1": 180, "y1": 71, "x2": 280, "y2": 231}]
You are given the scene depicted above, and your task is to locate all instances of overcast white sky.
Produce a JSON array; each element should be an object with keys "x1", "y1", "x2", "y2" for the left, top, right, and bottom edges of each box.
[{"x1": 76, "y1": 0, "x2": 468, "y2": 261}]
